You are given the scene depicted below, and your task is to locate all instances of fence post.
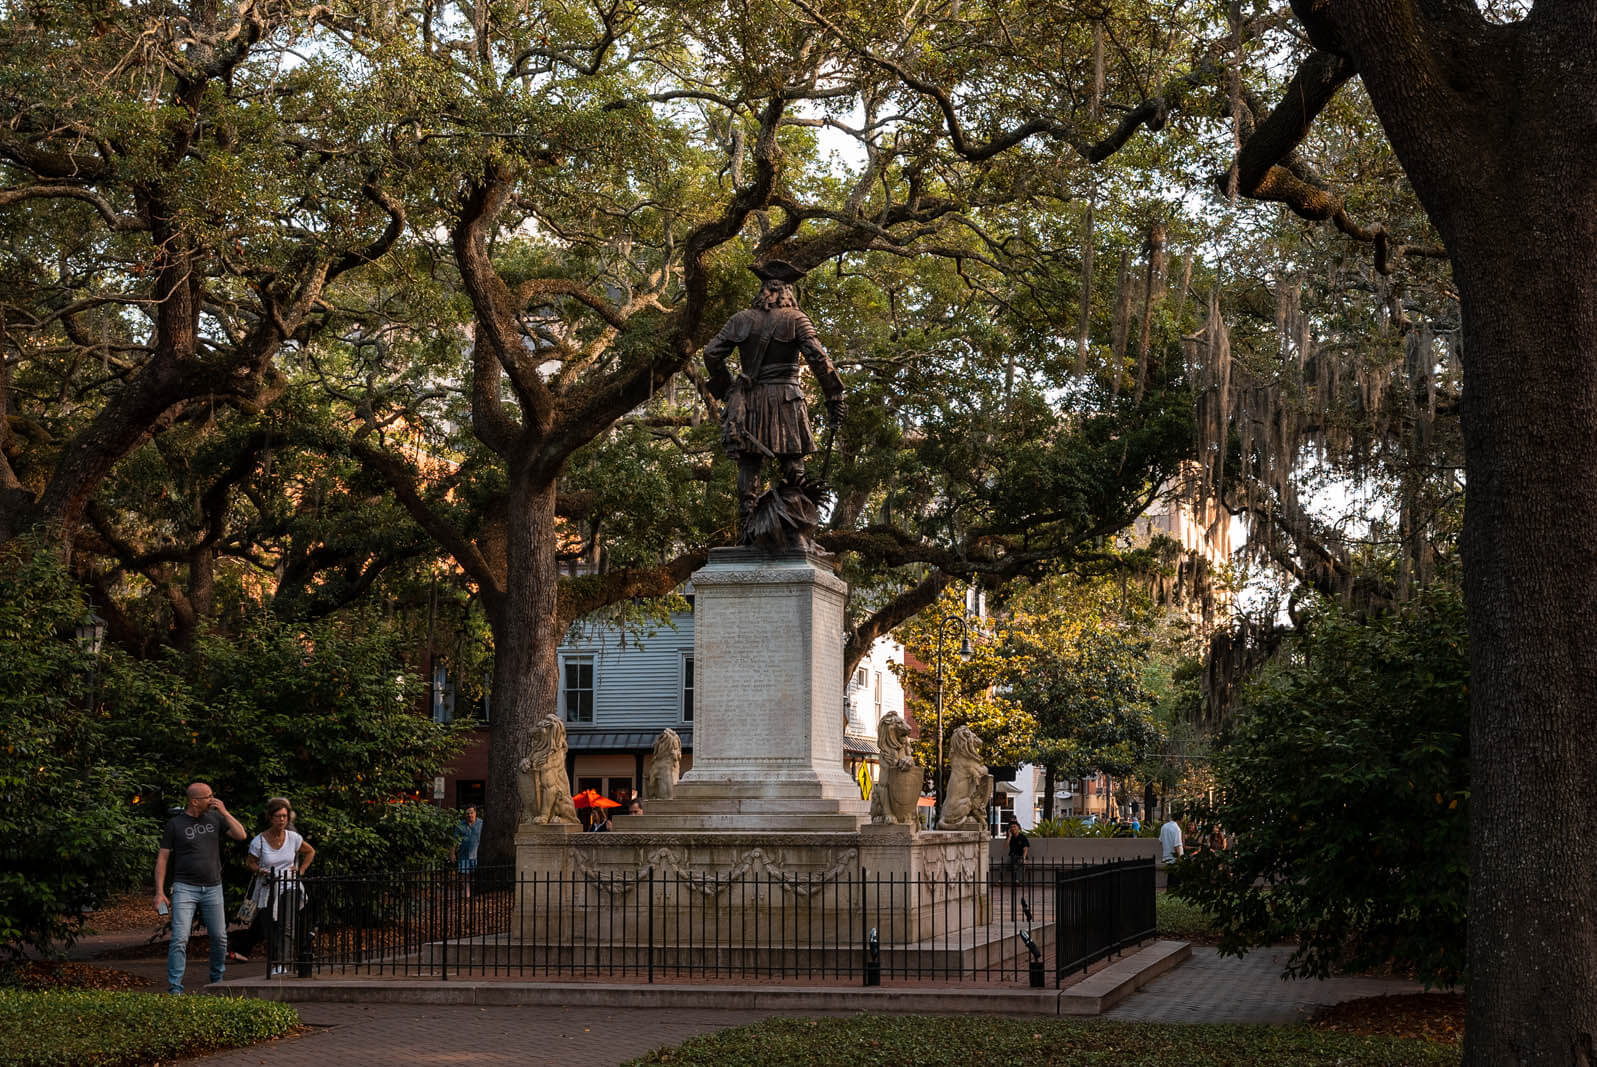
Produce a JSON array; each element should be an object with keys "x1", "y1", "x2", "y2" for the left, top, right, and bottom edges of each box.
[
  {"x1": 440, "y1": 867, "x2": 449, "y2": 981},
  {"x1": 296, "y1": 870, "x2": 312, "y2": 979},
  {"x1": 647, "y1": 867, "x2": 655, "y2": 985}
]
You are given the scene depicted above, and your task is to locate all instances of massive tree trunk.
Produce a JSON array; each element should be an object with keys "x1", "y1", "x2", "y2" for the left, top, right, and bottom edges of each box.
[
  {"x1": 1451, "y1": 221, "x2": 1597, "y2": 1066},
  {"x1": 483, "y1": 469, "x2": 561, "y2": 863},
  {"x1": 1312, "y1": 4, "x2": 1597, "y2": 1061}
]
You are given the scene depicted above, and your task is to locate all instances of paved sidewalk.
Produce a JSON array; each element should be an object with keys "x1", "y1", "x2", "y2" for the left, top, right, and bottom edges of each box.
[
  {"x1": 175, "y1": 945, "x2": 1429, "y2": 1065},
  {"x1": 1103, "y1": 945, "x2": 1426, "y2": 1024}
]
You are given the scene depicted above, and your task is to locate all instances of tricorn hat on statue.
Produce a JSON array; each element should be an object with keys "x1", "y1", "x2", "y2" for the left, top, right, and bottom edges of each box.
[{"x1": 751, "y1": 259, "x2": 805, "y2": 283}]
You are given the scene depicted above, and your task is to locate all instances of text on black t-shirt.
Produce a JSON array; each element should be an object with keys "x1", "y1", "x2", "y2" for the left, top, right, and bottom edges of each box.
[{"x1": 159, "y1": 810, "x2": 227, "y2": 886}]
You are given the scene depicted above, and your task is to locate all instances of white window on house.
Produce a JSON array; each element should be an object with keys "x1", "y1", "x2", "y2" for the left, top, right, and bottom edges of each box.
[
  {"x1": 431, "y1": 663, "x2": 450, "y2": 723},
  {"x1": 873, "y1": 672, "x2": 883, "y2": 718},
  {"x1": 563, "y1": 654, "x2": 594, "y2": 723},
  {"x1": 682, "y1": 654, "x2": 694, "y2": 722},
  {"x1": 852, "y1": 666, "x2": 868, "y2": 690}
]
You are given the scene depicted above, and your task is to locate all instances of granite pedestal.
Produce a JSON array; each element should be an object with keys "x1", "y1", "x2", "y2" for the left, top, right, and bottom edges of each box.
[{"x1": 512, "y1": 548, "x2": 993, "y2": 968}]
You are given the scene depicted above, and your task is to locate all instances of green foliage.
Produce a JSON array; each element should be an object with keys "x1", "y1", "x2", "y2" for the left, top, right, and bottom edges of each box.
[
  {"x1": 0, "y1": 542, "x2": 156, "y2": 958},
  {"x1": 0, "y1": 545, "x2": 464, "y2": 958},
  {"x1": 1176, "y1": 588, "x2": 1469, "y2": 987},
  {"x1": 141, "y1": 609, "x2": 468, "y2": 878},
  {"x1": 898, "y1": 587, "x2": 1038, "y2": 771},
  {"x1": 0, "y1": 990, "x2": 298, "y2": 1067},
  {"x1": 1156, "y1": 894, "x2": 1221, "y2": 941},
  {"x1": 623, "y1": 1014, "x2": 1459, "y2": 1066},
  {"x1": 998, "y1": 575, "x2": 1165, "y2": 790},
  {"x1": 1030, "y1": 817, "x2": 1130, "y2": 839}
]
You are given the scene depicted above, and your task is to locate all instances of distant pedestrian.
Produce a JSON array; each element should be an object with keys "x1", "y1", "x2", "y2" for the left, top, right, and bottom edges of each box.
[
  {"x1": 627, "y1": 800, "x2": 643, "y2": 816},
  {"x1": 1159, "y1": 814, "x2": 1184, "y2": 864},
  {"x1": 451, "y1": 806, "x2": 482, "y2": 898},
  {"x1": 154, "y1": 782, "x2": 246, "y2": 994},
  {"x1": 1003, "y1": 820, "x2": 1029, "y2": 883},
  {"x1": 231, "y1": 797, "x2": 315, "y2": 973}
]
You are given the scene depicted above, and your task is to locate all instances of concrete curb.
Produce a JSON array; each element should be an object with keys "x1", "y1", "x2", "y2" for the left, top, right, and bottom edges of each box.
[
  {"x1": 210, "y1": 941, "x2": 1191, "y2": 1017},
  {"x1": 1058, "y1": 940, "x2": 1191, "y2": 1015},
  {"x1": 213, "y1": 978, "x2": 1059, "y2": 1015}
]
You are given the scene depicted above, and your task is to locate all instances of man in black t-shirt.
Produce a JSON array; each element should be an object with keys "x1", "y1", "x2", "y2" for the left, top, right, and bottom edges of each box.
[
  {"x1": 155, "y1": 782, "x2": 245, "y2": 994},
  {"x1": 1004, "y1": 820, "x2": 1030, "y2": 883}
]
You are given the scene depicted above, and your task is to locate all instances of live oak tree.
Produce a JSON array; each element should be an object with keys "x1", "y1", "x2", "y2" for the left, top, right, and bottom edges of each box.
[
  {"x1": 1285, "y1": 6, "x2": 1597, "y2": 1059},
  {"x1": 0, "y1": 2, "x2": 406, "y2": 552},
  {"x1": 789, "y1": 2, "x2": 1592, "y2": 1058},
  {"x1": 339, "y1": 0, "x2": 1204, "y2": 860},
  {"x1": 1206, "y1": 5, "x2": 1596, "y2": 1058}
]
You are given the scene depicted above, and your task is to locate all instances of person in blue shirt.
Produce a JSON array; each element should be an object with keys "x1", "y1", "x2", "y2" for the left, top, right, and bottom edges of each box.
[{"x1": 451, "y1": 806, "x2": 482, "y2": 898}]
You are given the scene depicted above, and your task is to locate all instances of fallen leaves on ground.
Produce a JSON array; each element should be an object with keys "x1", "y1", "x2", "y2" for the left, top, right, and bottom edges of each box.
[
  {"x1": 6, "y1": 961, "x2": 153, "y2": 992},
  {"x1": 78, "y1": 890, "x2": 165, "y2": 935},
  {"x1": 1313, "y1": 993, "x2": 1465, "y2": 1045}
]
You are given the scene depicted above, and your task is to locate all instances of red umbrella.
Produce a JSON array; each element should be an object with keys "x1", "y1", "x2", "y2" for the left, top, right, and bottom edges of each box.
[{"x1": 572, "y1": 789, "x2": 621, "y2": 810}]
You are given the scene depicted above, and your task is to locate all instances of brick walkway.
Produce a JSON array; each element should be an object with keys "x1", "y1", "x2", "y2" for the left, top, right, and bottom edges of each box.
[
  {"x1": 1102, "y1": 945, "x2": 1426, "y2": 1024},
  {"x1": 177, "y1": 947, "x2": 1427, "y2": 1064},
  {"x1": 56, "y1": 930, "x2": 1428, "y2": 1064}
]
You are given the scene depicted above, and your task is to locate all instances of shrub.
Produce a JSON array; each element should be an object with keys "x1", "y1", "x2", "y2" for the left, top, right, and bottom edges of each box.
[
  {"x1": 0, "y1": 990, "x2": 298, "y2": 1066},
  {"x1": 0, "y1": 542, "x2": 159, "y2": 958},
  {"x1": 1030, "y1": 817, "x2": 1122, "y2": 838},
  {"x1": 1176, "y1": 588, "x2": 1468, "y2": 986}
]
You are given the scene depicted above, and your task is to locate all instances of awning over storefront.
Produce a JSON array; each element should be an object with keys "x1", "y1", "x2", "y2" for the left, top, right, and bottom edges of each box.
[
  {"x1": 841, "y1": 734, "x2": 879, "y2": 756},
  {"x1": 565, "y1": 728, "x2": 693, "y2": 752}
]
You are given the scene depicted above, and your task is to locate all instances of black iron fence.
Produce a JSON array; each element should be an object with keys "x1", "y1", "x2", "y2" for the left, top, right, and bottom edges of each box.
[
  {"x1": 255, "y1": 856, "x2": 1154, "y2": 988},
  {"x1": 1053, "y1": 857, "x2": 1158, "y2": 978}
]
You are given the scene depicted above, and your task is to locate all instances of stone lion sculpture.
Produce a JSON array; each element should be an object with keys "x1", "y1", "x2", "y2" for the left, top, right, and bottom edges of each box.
[
  {"x1": 518, "y1": 714, "x2": 579, "y2": 826},
  {"x1": 646, "y1": 727, "x2": 682, "y2": 801},
  {"x1": 868, "y1": 711, "x2": 921, "y2": 829},
  {"x1": 936, "y1": 725, "x2": 992, "y2": 832}
]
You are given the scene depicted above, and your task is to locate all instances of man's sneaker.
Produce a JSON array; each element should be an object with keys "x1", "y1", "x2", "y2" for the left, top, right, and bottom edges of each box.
[{"x1": 227, "y1": 951, "x2": 249, "y2": 962}]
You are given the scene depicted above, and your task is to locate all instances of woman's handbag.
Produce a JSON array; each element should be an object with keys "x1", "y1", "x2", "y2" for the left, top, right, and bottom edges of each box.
[{"x1": 236, "y1": 876, "x2": 260, "y2": 925}]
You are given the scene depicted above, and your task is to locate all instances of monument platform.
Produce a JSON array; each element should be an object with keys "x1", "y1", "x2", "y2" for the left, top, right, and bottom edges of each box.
[
  {"x1": 514, "y1": 824, "x2": 989, "y2": 947},
  {"x1": 513, "y1": 545, "x2": 995, "y2": 961}
]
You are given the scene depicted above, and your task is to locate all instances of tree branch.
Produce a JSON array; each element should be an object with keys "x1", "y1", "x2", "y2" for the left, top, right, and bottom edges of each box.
[
  {"x1": 0, "y1": 185, "x2": 145, "y2": 231},
  {"x1": 349, "y1": 435, "x2": 504, "y2": 607},
  {"x1": 555, "y1": 549, "x2": 709, "y2": 633}
]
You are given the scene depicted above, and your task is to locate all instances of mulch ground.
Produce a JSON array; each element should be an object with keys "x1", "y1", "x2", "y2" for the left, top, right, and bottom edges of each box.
[
  {"x1": 1313, "y1": 992, "x2": 1466, "y2": 1045},
  {"x1": 80, "y1": 890, "x2": 165, "y2": 935},
  {"x1": 5, "y1": 960, "x2": 154, "y2": 992}
]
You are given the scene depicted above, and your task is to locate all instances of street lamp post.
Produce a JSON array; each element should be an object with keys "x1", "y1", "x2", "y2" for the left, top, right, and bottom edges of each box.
[
  {"x1": 75, "y1": 612, "x2": 106, "y2": 712},
  {"x1": 932, "y1": 612, "x2": 970, "y2": 823}
]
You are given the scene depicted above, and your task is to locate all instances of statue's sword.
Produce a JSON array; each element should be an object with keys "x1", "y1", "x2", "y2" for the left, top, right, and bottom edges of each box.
[{"x1": 818, "y1": 416, "x2": 838, "y2": 489}]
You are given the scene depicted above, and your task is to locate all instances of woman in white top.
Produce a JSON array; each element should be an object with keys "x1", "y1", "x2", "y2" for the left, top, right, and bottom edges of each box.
[{"x1": 228, "y1": 797, "x2": 315, "y2": 967}]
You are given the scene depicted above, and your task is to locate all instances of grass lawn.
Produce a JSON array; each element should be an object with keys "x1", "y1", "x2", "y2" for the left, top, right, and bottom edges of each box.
[
  {"x1": 624, "y1": 1015, "x2": 1460, "y2": 1066},
  {"x1": 0, "y1": 990, "x2": 299, "y2": 1067}
]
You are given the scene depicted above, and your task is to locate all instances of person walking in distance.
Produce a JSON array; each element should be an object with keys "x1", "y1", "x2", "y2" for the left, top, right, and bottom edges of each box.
[
  {"x1": 230, "y1": 797, "x2": 316, "y2": 971},
  {"x1": 1159, "y1": 810, "x2": 1185, "y2": 889},
  {"x1": 1004, "y1": 819, "x2": 1030, "y2": 883},
  {"x1": 451, "y1": 805, "x2": 482, "y2": 898},
  {"x1": 154, "y1": 782, "x2": 246, "y2": 993}
]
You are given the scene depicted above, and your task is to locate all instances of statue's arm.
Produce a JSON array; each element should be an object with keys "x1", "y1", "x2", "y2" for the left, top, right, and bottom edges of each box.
[
  {"x1": 796, "y1": 315, "x2": 845, "y2": 418},
  {"x1": 703, "y1": 314, "x2": 748, "y2": 400}
]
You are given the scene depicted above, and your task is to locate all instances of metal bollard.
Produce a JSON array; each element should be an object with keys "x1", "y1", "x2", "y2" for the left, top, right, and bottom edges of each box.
[{"x1": 1019, "y1": 928, "x2": 1044, "y2": 988}]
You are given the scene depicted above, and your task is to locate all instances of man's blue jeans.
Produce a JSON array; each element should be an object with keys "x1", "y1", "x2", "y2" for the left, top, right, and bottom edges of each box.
[{"x1": 167, "y1": 881, "x2": 227, "y2": 993}]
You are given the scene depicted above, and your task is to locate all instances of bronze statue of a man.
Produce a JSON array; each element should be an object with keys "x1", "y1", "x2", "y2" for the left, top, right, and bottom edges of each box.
[{"x1": 703, "y1": 261, "x2": 845, "y2": 550}]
